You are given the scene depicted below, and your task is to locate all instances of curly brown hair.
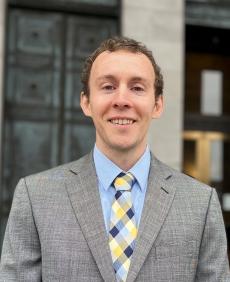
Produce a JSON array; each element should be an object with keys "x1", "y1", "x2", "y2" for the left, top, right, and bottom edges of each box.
[{"x1": 81, "y1": 36, "x2": 163, "y2": 98}]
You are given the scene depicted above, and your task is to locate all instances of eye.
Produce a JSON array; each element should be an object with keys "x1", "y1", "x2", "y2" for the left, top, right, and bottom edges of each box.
[
  {"x1": 131, "y1": 85, "x2": 145, "y2": 92},
  {"x1": 102, "y1": 84, "x2": 116, "y2": 91}
]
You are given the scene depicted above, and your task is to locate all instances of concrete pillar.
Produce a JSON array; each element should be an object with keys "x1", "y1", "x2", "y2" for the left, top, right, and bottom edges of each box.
[{"x1": 122, "y1": 0, "x2": 184, "y2": 170}]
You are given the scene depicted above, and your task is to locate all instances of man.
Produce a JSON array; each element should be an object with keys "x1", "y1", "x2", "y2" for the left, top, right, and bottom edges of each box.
[{"x1": 0, "y1": 37, "x2": 229, "y2": 281}]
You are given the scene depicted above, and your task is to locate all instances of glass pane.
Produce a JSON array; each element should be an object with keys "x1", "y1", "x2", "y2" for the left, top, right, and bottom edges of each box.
[
  {"x1": 210, "y1": 140, "x2": 223, "y2": 184},
  {"x1": 201, "y1": 70, "x2": 223, "y2": 115}
]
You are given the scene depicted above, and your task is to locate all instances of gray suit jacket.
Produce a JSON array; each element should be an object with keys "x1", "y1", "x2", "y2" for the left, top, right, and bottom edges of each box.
[{"x1": 0, "y1": 153, "x2": 229, "y2": 281}]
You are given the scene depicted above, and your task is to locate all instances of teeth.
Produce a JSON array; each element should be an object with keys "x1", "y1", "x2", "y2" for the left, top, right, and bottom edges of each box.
[{"x1": 110, "y1": 119, "x2": 134, "y2": 125}]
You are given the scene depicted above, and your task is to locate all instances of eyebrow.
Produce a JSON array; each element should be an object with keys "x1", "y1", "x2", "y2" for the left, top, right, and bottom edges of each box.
[
  {"x1": 95, "y1": 75, "x2": 150, "y2": 85},
  {"x1": 130, "y1": 76, "x2": 150, "y2": 84},
  {"x1": 95, "y1": 75, "x2": 117, "y2": 83}
]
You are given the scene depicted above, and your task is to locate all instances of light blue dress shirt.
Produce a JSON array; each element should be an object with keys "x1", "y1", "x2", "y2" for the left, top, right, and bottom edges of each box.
[{"x1": 93, "y1": 145, "x2": 151, "y2": 233}]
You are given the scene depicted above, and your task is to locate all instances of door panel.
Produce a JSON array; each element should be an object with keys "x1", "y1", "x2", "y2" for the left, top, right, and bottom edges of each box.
[{"x1": 3, "y1": 10, "x2": 63, "y2": 205}]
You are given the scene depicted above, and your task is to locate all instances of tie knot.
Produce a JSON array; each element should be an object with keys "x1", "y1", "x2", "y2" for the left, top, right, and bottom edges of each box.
[{"x1": 113, "y1": 172, "x2": 136, "y2": 191}]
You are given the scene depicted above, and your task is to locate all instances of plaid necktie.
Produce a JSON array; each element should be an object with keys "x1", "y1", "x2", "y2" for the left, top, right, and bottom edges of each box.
[{"x1": 109, "y1": 172, "x2": 137, "y2": 282}]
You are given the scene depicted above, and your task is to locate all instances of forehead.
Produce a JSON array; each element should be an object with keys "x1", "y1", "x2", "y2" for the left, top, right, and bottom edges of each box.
[{"x1": 90, "y1": 50, "x2": 155, "y2": 81}]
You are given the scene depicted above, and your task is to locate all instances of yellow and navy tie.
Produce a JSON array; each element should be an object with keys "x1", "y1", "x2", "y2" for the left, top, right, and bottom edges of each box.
[{"x1": 109, "y1": 172, "x2": 137, "y2": 282}]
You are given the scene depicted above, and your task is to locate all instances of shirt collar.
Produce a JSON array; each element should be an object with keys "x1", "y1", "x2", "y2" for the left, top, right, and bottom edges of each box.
[{"x1": 93, "y1": 145, "x2": 151, "y2": 192}]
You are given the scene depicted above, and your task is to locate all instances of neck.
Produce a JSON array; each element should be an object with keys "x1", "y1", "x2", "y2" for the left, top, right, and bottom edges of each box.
[{"x1": 96, "y1": 144, "x2": 147, "y2": 171}]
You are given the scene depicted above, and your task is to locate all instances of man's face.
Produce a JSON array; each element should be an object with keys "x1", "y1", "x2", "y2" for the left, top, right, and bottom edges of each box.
[{"x1": 81, "y1": 50, "x2": 163, "y2": 156}]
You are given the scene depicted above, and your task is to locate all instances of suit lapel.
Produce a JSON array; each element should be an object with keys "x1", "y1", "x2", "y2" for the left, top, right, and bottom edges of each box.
[
  {"x1": 65, "y1": 154, "x2": 116, "y2": 282},
  {"x1": 127, "y1": 156, "x2": 176, "y2": 282},
  {"x1": 64, "y1": 153, "x2": 176, "y2": 282}
]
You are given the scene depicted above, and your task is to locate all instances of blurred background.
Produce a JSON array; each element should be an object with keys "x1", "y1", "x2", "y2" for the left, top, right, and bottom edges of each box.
[{"x1": 0, "y1": 0, "x2": 229, "y2": 254}]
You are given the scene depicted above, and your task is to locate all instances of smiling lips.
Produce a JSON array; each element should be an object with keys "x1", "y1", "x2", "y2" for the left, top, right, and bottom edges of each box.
[{"x1": 109, "y1": 118, "x2": 135, "y2": 125}]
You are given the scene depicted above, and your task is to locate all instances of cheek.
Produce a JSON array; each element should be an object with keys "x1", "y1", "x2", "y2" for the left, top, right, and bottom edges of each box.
[
  {"x1": 137, "y1": 102, "x2": 156, "y2": 118},
  {"x1": 91, "y1": 98, "x2": 111, "y2": 115},
  {"x1": 88, "y1": 103, "x2": 106, "y2": 121}
]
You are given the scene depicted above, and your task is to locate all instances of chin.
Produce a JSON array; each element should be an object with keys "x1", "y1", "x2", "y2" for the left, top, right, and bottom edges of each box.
[{"x1": 111, "y1": 141, "x2": 139, "y2": 152}]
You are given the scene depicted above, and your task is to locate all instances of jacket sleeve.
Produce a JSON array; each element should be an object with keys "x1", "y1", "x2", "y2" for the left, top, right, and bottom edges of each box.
[
  {"x1": 195, "y1": 188, "x2": 230, "y2": 281},
  {"x1": 0, "y1": 178, "x2": 41, "y2": 282}
]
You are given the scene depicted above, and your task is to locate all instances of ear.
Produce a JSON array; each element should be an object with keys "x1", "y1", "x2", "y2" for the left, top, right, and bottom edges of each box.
[
  {"x1": 80, "y1": 91, "x2": 92, "y2": 117},
  {"x1": 152, "y1": 95, "x2": 164, "y2": 119}
]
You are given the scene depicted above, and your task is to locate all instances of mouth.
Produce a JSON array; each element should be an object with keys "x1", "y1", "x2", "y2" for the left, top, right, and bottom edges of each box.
[{"x1": 109, "y1": 118, "x2": 136, "y2": 125}]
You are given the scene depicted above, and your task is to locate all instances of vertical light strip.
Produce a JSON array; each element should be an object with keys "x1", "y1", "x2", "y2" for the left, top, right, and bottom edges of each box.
[
  {"x1": 223, "y1": 194, "x2": 230, "y2": 211},
  {"x1": 210, "y1": 140, "x2": 223, "y2": 183},
  {"x1": 201, "y1": 70, "x2": 223, "y2": 115}
]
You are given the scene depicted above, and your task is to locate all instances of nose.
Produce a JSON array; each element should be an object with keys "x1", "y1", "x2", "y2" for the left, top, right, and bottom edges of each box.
[{"x1": 112, "y1": 86, "x2": 131, "y2": 109}]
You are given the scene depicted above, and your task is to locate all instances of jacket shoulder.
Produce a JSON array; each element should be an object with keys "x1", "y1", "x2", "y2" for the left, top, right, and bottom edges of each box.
[
  {"x1": 153, "y1": 156, "x2": 213, "y2": 196},
  {"x1": 20, "y1": 153, "x2": 93, "y2": 193}
]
